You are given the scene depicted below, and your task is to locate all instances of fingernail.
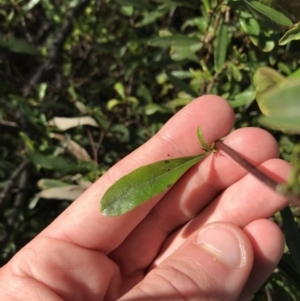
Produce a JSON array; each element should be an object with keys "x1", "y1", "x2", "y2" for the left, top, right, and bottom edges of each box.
[{"x1": 195, "y1": 225, "x2": 243, "y2": 268}]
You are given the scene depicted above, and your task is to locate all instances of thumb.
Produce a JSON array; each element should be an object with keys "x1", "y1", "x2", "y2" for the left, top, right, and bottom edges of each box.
[{"x1": 119, "y1": 222, "x2": 253, "y2": 301}]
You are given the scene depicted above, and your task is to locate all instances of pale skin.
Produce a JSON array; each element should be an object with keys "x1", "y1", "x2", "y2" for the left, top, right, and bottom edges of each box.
[{"x1": 0, "y1": 95, "x2": 291, "y2": 300}]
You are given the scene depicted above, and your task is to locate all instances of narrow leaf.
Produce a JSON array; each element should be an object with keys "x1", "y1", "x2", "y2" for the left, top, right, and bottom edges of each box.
[
  {"x1": 169, "y1": 45, "x2": 201, "y2": 63},
  {"x1": 148, "y1": 35, "x2": 200, "y2": 48},
  {"x1": 279, "y1": 144, "x2": 300, "y2": 195},
  {"x1": 229, "y1": 88, "x2": 256, "y2": 108},
  {"x1": 112, "y1": 0, "x2": 153, "y2": 9},
  {"x1": 166, "y1": 71, "x2": 198, "y2": 98},
  {"x1": 27, "y1": 152, "x2": 78, "y2": 173},
  {"x1": 135, "y1": 9, "x2": 168, "y2": 27},
  {"x1": 0, "y1": 33, "x2": 38, "y2": 55},
  {"x1": 197, "y1": 127, "x2": 209, "y2": 151},
  {"x1": 100, "y1": 154, "x2": 207, "y2": 216},
  {"x1": 214, "y1": 22, "x2": 228, "y2": 72},
  {"x1": 244, "y1": 1, "x2": 292, "y2": 27},
  {"x1": 279, "y1": 23, "x2": 300, "y2": 45},
  {"x1": 278, "y1": 254, "x2": 300, "y2": 290},
  {"x1": 258, "y1": 115, "x2": 300, "y2": 134},
  {"x1": 280, "y1": 207, "x2": 300, "y2": 274},
  {"x1": 155, "y1": 0, "x2": 198, "y2": 9}
]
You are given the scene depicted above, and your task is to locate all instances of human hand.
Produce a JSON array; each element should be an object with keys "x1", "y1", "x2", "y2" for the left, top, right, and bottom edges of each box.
[{"x1": 0, "y1": 96, "x2": 290, "y2": 300}]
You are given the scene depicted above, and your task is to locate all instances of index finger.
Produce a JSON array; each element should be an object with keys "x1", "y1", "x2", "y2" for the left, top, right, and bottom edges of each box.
[{"x1": 40, "y1": 95, "x2": 234, "y2": 253}]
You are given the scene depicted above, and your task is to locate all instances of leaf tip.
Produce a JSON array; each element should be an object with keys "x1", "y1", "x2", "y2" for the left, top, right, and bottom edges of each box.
[{"x1": 197, "y1": 127, "x2": 210, "y2": 151}]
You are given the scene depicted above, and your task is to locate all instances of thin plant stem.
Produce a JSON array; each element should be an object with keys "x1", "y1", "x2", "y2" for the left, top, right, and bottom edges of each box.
[
  {"x1": 216, "y1": 141, "x2": 300, "y2": 206},
  {"x1": 216, "y1": 141, "x2": 279, "y2": 191}
]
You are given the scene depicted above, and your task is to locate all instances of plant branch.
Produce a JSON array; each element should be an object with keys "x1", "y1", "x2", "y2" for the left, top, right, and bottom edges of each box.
[
  {"x1": 216, "y1": 141, "x2": 279, "y2": 191},
  {"x1": 0, "y1": 168, "x2": 30, "y2": 249},
  {"x1": 22, "y1": 0, "x2": 92, "y2": 96},
  {"x1": 0, "y1": 159, "x2": 30, "y2": 209},
  {"x1": 216, "y1": 141, "x2": 300, "y2": 206}
]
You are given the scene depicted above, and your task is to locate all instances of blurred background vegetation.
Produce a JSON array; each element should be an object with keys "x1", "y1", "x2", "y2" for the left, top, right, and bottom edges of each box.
[{"x1": 1, "y1": 0, "x2": 300, "y2": 299}]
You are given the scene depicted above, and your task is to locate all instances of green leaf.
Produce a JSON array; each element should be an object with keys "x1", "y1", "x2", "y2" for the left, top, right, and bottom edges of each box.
[
  {"x1": 168, "y1": 0, "x2": 198, "y2": 9},
  {"x1": 170, "y1": 45, "x2": 201, "y2": 62},
  {"x1": 112, "y1": 0, "x2": 153, "y2": 9},
  {"x1": 258, "y1": 115, "x2": 300, "y2": 134},
  {"x1": 279, "y1": 144, "x2": 300, "y2": 195},
  {"x1": 253, "y1": 67, "x2": 286, "y2": 99},
  {"x1": 253, "y1": 67, "x2": 300, "y2": 133},
  {"x1": 27, "y1": 152, "x2": 85, "y2": 174},
  {"x1": 107, "y1": 99, "x2": 122, "y2": 110},
  {"x1": 143, "y1": 103, "x2": 170, "y2": 115},
  {"x1": 280, "y1": 207, "x2": 300, "y2": 274},
  {"x1": 229, "y1": 87, "x2": 256, "y2": 108},
  {"x1": 23, "y1": 0, "x2": 41, "y2": 11},
  {"x1": 148, "y1": 34, "x2": 200, "y2": 48},
  {"x1": 279, "y1": 22, "x2": 300, "y2": 45},
  {"x1": 155, "y1": 0, "x2": 198, "y2": 9},
  {"x1": 255, "y1": 77, "x2": 300, "y2": 117},
  {"x1": 166, "y1": 71, "x2": 198, "y2": 98},
  {"x1": 278, "y1": 255, "x2": 300, "y2": 290},
  {"x1": 227, "y1": 62, "x2": 243, "y2": 82},
  {"x1": 288, "y1": 68, "x2": 300, "y2": 79},
  {"x1": 100, "y1": 153, "x2": 207, "y2": 216},
  {"x1": 202, "y1": 0, "x2": 211, "y2": 12},
  {"x1": 121, "y1": 6, "x2": 134, "y2": 16},
  {"x1": 135, "y1": 9, "x2": 168, "y2": 27},
  {"x1": 0, "y1": 32, "x2": 38, "y2": 55},
  {"x1": 165, "y1": 98, "x2": 192, "y2": 110},
  {"x1": 197, "y1": 127, "x2": 209, "y2": 151},
  {"x1": 114, "y1": 82, "x2": 126, "y2": 100},
  {"x1": 239, "y1": 11, "x2": 275, "y2": 52},
  {"x1": 244, "y1": 1, "x2": 292, "y2": 27},
  {"x1": 19, "y1": 132, "x2": 35, "y2": 151},
  {"x1": 214, "y1": 22, "x2": 228, "y2": 72}
]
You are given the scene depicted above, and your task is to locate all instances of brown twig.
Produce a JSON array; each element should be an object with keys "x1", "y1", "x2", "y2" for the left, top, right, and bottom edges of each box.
[
  {"x1": 87, "y1": 128, "x2": 98, "y2": 164},
  {"x1": 0, "y1": 0, "x2": 94, "y2": 250},
  {"x1": 201, "y1": 10, "x2": 213, "y2": 44},
  {"x1": 206, "y1": 66, "x2": 224, "y2": 94},
  {"x1": 22, "y1": 0, "x2": 92, "y2": 96},
  {"x1": 216, "y1": 141, "x2": 300, "y2": 206},
  {"x1": 0, "y1": 159, "x2": 30, "y2": 209},
  {"x1": 0, "y1": 168, "x2": 29, "y2": 248},
  {"x1": 216, "y1": 141, "x2": 278, "y2": 191}
]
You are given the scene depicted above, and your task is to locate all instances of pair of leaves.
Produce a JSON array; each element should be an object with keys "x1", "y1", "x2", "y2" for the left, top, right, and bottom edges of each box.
[{"x1": 100, "y1": 128, "x2": 212, "y2": 216}]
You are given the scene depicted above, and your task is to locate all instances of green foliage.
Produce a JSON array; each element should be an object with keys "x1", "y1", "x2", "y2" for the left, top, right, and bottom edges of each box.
[
  {"x1": 1, "y1": 0, "x2": 300, "y2": 298},
  {"x1": 100, "y1": 127, "x2": 213, "y2": 216},
  {"x1": 101, "y1": 153, "x2": 207, "y2": 216},
  {"x1": 253, "y1": 67, "x2": 300, "y2": 133},
  {"x1": 280, "y1": 22, "x2": 300, "y2": 45},
  {"x1": 244, "y1": 0, "x2": 292, "y2": 26}
]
